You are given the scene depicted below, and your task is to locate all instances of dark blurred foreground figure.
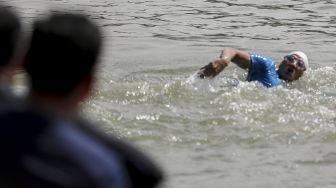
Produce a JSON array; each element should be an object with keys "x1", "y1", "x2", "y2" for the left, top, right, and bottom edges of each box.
[
  {"x1": 0, "y1": 12, "x2": 163, "y2": 188},
  {"x1": 0, "y1": 4, "x2": 22, "y2": 102}
]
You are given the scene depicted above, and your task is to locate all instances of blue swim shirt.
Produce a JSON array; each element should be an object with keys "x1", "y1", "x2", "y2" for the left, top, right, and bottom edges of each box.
[{"x1": 247, "y1": 53, "x2": 282, "y2": 88}]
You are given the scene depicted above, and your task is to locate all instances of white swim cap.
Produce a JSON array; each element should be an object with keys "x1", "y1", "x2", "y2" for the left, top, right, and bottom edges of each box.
[{"x1": 288, "y1": 51, "x2": 309, "y2": 70}]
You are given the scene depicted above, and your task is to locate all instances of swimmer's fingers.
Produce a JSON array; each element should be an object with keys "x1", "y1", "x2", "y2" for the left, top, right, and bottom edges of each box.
[
  {"x1": 198, "y1": 59, "x2": 228, "y2": 79},
  {"x1": 197, "y1": 62, "x2": 216, "y2": 79}
]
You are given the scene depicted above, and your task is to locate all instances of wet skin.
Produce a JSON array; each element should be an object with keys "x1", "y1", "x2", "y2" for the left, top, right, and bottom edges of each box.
[{"x1": 277, "y1": 54, "x2": 306, "y2": 81}]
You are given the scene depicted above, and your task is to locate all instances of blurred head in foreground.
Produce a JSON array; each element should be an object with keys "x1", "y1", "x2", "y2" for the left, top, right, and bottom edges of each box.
[
  {"x1": 1, "y1": 10, "x2": 163, "y2": 188},
  {"x1": 0, "y1": 4, "x2": 22, "y2": 92},
  {"x1": 24, "y1": 11, "x2": 102, "y2": 114}
]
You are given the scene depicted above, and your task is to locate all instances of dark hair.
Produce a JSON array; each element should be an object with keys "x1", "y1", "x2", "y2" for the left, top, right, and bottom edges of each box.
[
  {"x1": 24, "y1": 12, "x2": 102, "y2": 95},
  {"x1": 0, "y1": 5, "x2": 21, "y2": 67}
]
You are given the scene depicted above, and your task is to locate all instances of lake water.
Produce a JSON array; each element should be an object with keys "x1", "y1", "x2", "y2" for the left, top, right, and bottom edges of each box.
[{"x1": 4, "y1": 0, "x2": 336, "y2": 187}]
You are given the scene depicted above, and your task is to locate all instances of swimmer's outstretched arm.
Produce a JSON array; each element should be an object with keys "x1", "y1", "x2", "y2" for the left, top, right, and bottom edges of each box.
[{"x1": 197, "y1": 48, "x2": 251, "y2": 78}]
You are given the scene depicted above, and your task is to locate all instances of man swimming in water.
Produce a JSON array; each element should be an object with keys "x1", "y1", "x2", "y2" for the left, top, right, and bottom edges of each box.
[{"x1": 197, "y1": 48, "x2": 309, "y2": 88}]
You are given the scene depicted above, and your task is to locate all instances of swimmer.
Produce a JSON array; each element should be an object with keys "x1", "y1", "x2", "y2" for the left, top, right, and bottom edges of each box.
[{"x1": 197, "y1": 48, "x2": 309, "y2": 88}]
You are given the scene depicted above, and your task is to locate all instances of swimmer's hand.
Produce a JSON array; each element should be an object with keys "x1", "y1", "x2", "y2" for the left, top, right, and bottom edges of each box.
[{"x1": 197, "y1": 59, "x2": 228, "y2": 79}]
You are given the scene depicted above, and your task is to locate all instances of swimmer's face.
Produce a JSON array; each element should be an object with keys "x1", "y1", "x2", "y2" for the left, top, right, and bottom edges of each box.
[{"x1": 278, "y1": 54, "x2": 306, "y2": 81}]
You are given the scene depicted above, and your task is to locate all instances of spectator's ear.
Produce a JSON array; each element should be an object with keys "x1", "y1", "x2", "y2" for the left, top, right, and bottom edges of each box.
[
  {"x1": 9, "y1": 50, "x2": 24, "y2": 72},
  {"x1": 78, "y1": 74, "x2": 94, "y2": 102},
  {"x1": 82, "y1": 74, "x2": 94, "y2": 100}
]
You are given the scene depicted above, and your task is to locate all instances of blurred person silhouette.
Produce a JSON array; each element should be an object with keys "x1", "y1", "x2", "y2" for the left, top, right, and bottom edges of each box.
[
  {"x1": 197, "y1": 48, "x2": 308, "y2": 88},
  {"x1": 0, "y1": 4, "x2": 22, "y2": 102},
  {"x1": 0, "y1": 11, "x2": 162, "y2": 188}
]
